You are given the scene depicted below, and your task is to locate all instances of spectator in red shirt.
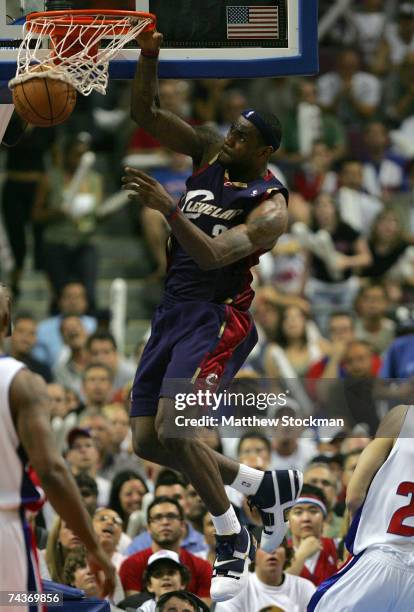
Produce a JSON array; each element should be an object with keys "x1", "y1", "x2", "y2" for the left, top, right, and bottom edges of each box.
[
  {"x1": 119, "y1": 496, "x2": 212, "y2": 603},
  {"x1": 287, "y1": 485, "x2": 338, "y2": 586}
]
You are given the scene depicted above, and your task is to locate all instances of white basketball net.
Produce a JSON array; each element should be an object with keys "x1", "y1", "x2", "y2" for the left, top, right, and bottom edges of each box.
[{"x1": 9, "y1": 12, "x2": 153, "y2": 96}]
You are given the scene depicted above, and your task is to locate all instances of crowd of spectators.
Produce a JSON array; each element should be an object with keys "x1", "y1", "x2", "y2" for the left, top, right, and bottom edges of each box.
[{"x1": 1, "y1": 1, "x2": 414, "y2": 610}]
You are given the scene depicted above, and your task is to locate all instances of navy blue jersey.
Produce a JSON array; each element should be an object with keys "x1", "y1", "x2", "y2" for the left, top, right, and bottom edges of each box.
[{"x1": 163, "y1": 157, "x2": 288, "y2": 309}]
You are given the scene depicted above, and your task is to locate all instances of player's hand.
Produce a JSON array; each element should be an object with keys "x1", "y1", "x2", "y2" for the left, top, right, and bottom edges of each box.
[
  {"x1": 296, "y1": 536, "x2": 322, "y2": 559},
  {"x1": 328, "y1": 340, "x2": 346, "y2": 360},
  {"x1": 122, "y1": 167, "x2": 176, "y2": 216},
  {"x1": 87, "y1": 547, "x2": 116, "y2": 599},
  {"x1": 135, "y1": 28, "x2": 163, "y2": 52},
  {"x1": 333, "y1": 254, "x2": 350, "y2": 271}
]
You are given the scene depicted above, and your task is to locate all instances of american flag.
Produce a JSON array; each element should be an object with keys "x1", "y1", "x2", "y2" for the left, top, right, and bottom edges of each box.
[{"x1": 227, "y1": 5, "x2": 279, "y2": 39}]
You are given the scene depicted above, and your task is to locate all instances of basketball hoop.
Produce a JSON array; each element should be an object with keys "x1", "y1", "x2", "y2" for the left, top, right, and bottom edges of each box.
[{"x1": 9, "y1": 9, "x2": 156, "y2": 96}]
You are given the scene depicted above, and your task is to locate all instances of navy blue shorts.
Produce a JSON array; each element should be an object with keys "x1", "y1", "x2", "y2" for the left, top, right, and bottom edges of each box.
[{"x1": 130, "y1": 301, "x2": 258, "y2": 417}]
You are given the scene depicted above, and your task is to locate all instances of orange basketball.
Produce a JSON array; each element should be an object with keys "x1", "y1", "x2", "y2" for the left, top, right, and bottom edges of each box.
[{"x1": 12, "y1": 65, "x2": 77, "y2": 128}]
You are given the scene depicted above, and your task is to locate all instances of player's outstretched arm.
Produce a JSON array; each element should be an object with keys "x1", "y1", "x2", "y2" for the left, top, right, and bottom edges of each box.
[
  {"x1": 131, "y1": 30, "x2": 222, "y2": 165},
  {"x1": 346, "y1": 405, "x2": 408, "y2": 517},
  {"x1": 122, "y1": 167, "x2": 288, "y2": 268},
  {"x1": 10, "y1": 369, "x2": 115, "y2": 597}
]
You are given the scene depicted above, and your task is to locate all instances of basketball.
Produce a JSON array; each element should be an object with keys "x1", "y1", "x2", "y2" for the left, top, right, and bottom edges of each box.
[{"x1": 12, "y1": 65, "x2": 77, "y2": 128}]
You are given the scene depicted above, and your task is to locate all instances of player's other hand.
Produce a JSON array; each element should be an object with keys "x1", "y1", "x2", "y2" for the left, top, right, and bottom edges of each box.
[
  {"x1": 87, "y1": 547, "x2": 116, "y2": 599},
  {"x1": 122, "y1": 167, "x2": 176, "y2": 216},
  {"x1": 135, "y1": 28, "x2": 163, "y2": 52},
  {"x1": 296, "y1": 536, "x2": 322, "y2": 559}
]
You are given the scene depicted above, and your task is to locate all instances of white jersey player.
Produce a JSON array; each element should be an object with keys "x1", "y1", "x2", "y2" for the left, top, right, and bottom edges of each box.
[
  {"x1": 308, "y1": 404, "x2": 414, "y2": 611},
  {"x1": 0, "y1": 284, "x2": 115, "y2": 611}
]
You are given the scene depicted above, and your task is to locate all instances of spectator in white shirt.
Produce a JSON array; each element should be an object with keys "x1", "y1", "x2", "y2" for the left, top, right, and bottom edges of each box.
[
  {"x1": 317, "y1": 49, "x2": 381, "y2": 126},
  {"x1": 373, "y1": 3, "x2": 414, "y2": 75},
  {"x1": 337, "y1": 158, "x2": 383, "y2": 234},
  {"x1": 349, "y1": 0, "x2": 386, "y2": 66},
  {"x1": 361, "y1": 122, "x2": 408, "y2": 201},
  {"x1": 215, "y1": 540, "x2": 315, "y2": 612}
]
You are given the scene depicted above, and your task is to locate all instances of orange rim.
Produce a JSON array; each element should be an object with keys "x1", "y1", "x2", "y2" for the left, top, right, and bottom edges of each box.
[{"x1": 25, "y1": 9, "x2": 156, "y2": 36}]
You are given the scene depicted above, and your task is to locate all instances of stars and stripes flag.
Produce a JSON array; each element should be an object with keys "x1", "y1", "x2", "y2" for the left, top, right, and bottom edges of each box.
[{"x1": 226, "y1": 5, "x2": 279, "y2": 39}]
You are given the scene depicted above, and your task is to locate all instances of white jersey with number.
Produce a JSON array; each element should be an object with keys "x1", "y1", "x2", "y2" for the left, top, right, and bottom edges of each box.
[
  {"x1": 0, "y1": 356, "x2": 27, "y2": 510},
  {"x1": 348, "y1": 405, "x2": 414, "y2": 558},
  {"x1": 0, "y1": 356, "x2": 43, "y2": 610}
]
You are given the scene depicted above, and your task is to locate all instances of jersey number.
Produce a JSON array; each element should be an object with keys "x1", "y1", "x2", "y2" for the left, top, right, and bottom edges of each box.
[
  {"x1": 212, "y1": 224, "x2": 227, "y2": 237},
  {"x1": 387, "y1": 481, "x2": 414, "y2": 537}
]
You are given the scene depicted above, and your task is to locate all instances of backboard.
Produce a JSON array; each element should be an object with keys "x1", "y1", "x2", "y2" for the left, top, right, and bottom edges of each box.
[{"x1": 0, "y1": 0, "x2": 318, "y2": 82}]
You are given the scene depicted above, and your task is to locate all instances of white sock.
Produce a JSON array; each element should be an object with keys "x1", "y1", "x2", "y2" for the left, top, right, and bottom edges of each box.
[
  {"x1": 212, "y1": 505, "x2": 241, "y2": 535},
  {"x1": 230, "y1": 464, "x2": 265, "y2": 496}
]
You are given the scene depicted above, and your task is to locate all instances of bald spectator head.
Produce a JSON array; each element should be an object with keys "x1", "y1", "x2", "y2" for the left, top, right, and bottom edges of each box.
[
  {"x1": 47, "y1": 383, "x2": 67, "y2": 418},
  {"x1": 343, "y1": 341, "x2": 374, "y2": 379}
]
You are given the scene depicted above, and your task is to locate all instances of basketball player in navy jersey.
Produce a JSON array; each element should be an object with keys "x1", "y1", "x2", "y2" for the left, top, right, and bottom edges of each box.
[
  {"x1": 0, "y1": 285, "x2": 115, "y2": 609},
  {"x1": 123, "y1": 29, "x2": 303, "y2": 602},
  {"x1": 308, "y1": 404, "x2": 414, "y2": 611}
]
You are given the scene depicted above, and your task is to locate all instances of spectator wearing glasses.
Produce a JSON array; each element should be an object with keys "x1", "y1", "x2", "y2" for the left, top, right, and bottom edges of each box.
[
  {"x1": 93, "y1": 507, "x2": 126, "y2": 571},
  {"x1": 127, "y1": 470, "x2": 207, "y2": 557},
  {"x1": 119, "y1": 497, "x2": 212, "y2": 602},
  {"x1": 303, "y1": 463, "x2": 342, "y2": 538}
]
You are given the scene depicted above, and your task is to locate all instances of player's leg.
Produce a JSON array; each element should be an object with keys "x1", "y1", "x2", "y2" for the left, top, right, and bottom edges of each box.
[
  {"x1": 0, "y1": 511, "x2": 42, "y2": 612},
  {"x1": 131, "y1": 413, "x2": 239, "y2": 479},
  {"x1": 308, "y1": 549, "x2": 409, "y2": 611},
  {"x1": 131, "y1": 302, "x2": 302, "y2": 601},
  {"x1": 156, "y1": 378, "x2": 301, "y2": 604}
]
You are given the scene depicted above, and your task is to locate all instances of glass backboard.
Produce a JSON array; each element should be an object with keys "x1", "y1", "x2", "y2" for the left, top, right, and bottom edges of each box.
[{"x1": 0, "y1": 0, "x2": 318, "y2": 81}]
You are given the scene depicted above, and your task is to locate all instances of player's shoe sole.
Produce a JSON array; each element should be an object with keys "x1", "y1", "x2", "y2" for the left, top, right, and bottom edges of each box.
[
  {"x1": 210, "y1": 526, "x2": 256, "y2": 602},
  {"x1": 248, "y1": 469, "x2": 303, "y2": 552}
]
